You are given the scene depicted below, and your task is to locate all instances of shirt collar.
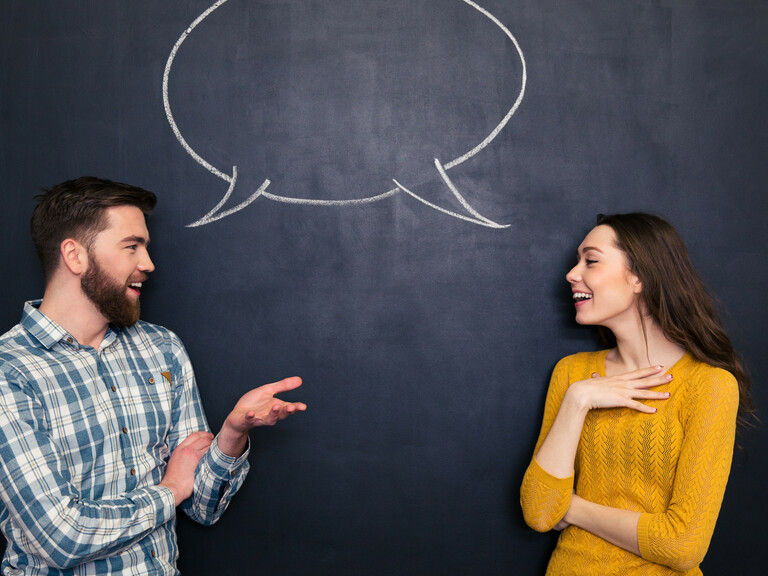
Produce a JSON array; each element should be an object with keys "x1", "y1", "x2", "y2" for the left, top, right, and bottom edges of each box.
[{"x1": 21, "y1": 299, "x2": 121, "y2": 350}]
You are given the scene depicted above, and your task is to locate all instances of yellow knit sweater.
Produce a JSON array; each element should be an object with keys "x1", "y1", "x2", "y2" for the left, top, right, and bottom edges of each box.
[{"x1": 520, "y1": 350, "x2": 738, "y2": 575}]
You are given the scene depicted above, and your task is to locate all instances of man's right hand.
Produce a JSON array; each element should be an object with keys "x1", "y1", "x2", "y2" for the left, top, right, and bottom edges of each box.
[{"x1": 159, "y1": 431, "x2": 214, "y2": 505}]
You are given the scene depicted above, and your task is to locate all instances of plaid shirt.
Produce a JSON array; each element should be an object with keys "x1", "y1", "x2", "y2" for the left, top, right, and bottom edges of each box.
[{"x1": 0, "y1": 301, "x2": 249, "y2": 575}]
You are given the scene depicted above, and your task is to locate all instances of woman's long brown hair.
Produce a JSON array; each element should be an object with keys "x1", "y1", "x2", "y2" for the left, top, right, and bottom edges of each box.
[{"x1": 595, "y1": 213, "x2": 755, "y2": 438}]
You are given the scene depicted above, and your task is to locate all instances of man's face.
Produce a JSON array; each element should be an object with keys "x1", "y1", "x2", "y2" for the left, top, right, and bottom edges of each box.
[{"x1": 80, "y1": 206, "x2": 154, "y2": 327}]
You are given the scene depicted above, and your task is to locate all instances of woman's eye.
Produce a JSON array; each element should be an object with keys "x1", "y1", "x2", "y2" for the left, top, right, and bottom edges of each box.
[{"x1": 585, "y1": 259, "x2": 597, "y2": 265}]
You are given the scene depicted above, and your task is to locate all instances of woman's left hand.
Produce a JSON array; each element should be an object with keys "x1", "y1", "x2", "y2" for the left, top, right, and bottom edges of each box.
[{"x1": 554, "y1": 518, "x2": 570, "y2": 531}]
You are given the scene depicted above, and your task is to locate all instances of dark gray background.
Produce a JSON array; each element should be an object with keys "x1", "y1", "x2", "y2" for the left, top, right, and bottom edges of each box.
[{"x1": 1, "y1": 1, "x2": 766, "y2": 574}]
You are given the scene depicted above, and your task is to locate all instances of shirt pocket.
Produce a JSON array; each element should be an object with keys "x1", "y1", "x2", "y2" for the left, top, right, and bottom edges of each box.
[{"x1": 127, "y1": 369, "x2": 174, "y2": 453}]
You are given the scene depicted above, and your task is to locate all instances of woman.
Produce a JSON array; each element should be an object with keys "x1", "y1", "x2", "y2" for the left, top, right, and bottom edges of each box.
[{"x1": 520, "y1": 213, "x2": 753, "y2": 575}]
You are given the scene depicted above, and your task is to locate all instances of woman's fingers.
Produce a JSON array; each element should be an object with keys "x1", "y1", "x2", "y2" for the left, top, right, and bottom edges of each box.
[
  {"x1": 616, "y1": 365, "x2": 668, "y2": 381},
  {"x1": 633, "y1": 388, "x2": 671, "y2": 400},
  {"x1": 618, "y1": 382, "x2": 671, "y2": 412},
  {"x1": 591, "y1": 366, "x2": 671, "y2": 388},
  {"x1": 626, "y1": 373, "x2": 673, "y2": 389},
  {"x1": 572, "y1": 367, "x2": 672, "y2": 412},
  {"x1": 624, "y1": 399, "x2": 662, "y2": 414}
]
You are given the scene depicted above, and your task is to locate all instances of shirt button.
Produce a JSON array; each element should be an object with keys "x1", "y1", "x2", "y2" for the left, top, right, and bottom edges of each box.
[
  {"x1": 122, "y1": 427, "x2": 128, "y2": 434},
  {"x1": 151, "y1": 550, "x2": 156, "y2": 558},
  {"x1": 148, "y1": 377, "x2": 155, "y2": 384},
  {"x1": 66, "y1": 337, "x2": 73, "y2": 344},
  {"x1": 130, "y1": 468, "x2": 136, "y2": 475},
  {"x1": 111, "y1": 385, "x2": 117, "y2": 392}
]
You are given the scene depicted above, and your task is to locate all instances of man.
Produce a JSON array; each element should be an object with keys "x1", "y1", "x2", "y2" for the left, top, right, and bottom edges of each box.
[{"x1": 0, "y1": 177, "x2": 306, "y2": 575}]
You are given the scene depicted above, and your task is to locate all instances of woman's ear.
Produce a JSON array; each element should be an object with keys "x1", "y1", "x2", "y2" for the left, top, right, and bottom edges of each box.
[
  {"x1": 626, "y1": 269, "x2": 643, "y2": 294},
  {"x1": 60, "y1": 239, "x2": 88, "y2": 276}
]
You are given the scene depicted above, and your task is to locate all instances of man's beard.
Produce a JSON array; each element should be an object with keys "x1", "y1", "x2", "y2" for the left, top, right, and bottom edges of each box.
[{"x1": 81, "y1": 253, "x2": 141, "y2": 327}]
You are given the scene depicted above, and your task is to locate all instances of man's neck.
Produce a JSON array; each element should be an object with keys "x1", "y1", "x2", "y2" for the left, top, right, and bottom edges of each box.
[{"x1": 39, "y1": 283, "x2": 110, "y2": 349}]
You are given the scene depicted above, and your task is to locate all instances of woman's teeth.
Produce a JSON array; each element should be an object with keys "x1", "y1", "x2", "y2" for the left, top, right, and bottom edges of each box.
[{"x1": 573, "y1": 292, "x2": 592, "y2": 301}]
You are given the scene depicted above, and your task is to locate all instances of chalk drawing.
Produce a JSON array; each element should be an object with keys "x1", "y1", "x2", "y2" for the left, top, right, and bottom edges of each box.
[{"x1": 163, "y1": 0, "x2": 527, "y2": 228}]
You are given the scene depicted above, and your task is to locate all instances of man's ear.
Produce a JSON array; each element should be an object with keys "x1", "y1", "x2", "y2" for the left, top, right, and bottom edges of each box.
[{"x1": 60, "y1": 239, "x2": 88, "y2": 276}]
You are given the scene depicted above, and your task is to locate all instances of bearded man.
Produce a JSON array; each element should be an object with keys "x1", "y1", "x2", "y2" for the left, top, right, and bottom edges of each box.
[{"x1": 0, "y1": 177, "x2": 306, "y2": 575}]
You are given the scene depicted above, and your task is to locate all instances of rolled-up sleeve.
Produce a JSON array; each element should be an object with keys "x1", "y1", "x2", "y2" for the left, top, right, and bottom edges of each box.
[{"x1": 165, "y1": 332, "x2": 250, "y2": 526}]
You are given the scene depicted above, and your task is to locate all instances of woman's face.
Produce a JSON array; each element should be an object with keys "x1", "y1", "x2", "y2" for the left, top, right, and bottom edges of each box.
[{"x1": 565, "y1": 225, "x2": 642, "y2": 330}]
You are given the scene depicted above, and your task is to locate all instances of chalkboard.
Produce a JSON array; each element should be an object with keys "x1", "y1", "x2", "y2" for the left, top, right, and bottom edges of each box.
[{"x1": 1, "y1": 1, "x2": 766, "y2": 574}]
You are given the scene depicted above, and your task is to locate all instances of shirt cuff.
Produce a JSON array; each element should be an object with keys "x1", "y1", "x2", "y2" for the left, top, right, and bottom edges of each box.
[
  {"x1": 134, "y1": 485, "x2": 177, "y2": 525},
  {"x1": 207, "y1": 435, "x2": 250, "y2": 479}
]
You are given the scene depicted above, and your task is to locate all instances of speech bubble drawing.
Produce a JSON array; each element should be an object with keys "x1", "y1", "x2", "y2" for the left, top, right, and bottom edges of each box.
[{"x1": 163, "y1": 0, "x2": 526, "y2": 228}]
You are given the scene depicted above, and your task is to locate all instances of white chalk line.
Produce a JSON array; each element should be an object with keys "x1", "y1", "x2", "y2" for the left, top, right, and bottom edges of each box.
[
  {"x1": 262, "y1": 187, "x2": 401, "y2": 206},
  {"x1": 163, "y1": 0, "x2": 269, "y2": 227},
  {"x1": 434, "y1": 158, "x2": 507, "y2": 227},
  {"x1": 164, "y1": 0, "x2": 231, "y2": 183},
  {"x1": 164, "y1": 0, "x2": 524, "y2": 226},
  {"x1": 188, "y1": 172, "x2": 272, "y2": 227},
  {"x1": 443, "y1": 0, "x2": 527, "y2": 170},
  {"x1": 392, "y1": 179, "x2": 506, "y2": 228}
]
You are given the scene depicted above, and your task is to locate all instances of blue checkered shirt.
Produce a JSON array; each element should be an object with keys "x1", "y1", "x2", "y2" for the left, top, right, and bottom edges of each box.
[{"x1": 0, "y1": 301, "x2": 250, "y2": 575}]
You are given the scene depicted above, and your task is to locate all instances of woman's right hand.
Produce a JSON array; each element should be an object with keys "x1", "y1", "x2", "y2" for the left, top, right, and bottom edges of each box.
[
  {"x1": 532, "y1": 365, "x2": 673, "y2": 482},
  {"x1": 566, "y1": 366, "x2": 672, "y2": 414}
]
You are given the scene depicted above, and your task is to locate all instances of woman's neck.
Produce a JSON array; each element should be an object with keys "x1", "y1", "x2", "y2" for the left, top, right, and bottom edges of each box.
[{"x1": 605, "y1": 315, "x2": 686, "y2": 375}]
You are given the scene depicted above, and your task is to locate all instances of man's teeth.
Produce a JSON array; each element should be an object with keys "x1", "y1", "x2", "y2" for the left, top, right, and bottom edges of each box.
[
  {"x1": 130, "y1": 283, "x2": 142, "y2": 288},
  {"x1": 573, "y1": 292, "x2": 592, "y2": 301}
]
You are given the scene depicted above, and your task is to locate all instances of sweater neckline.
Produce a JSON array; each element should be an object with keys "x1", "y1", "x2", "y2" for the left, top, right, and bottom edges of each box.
[{"x1": 595, "y1": 348, "x2": 693, "y2": 377}]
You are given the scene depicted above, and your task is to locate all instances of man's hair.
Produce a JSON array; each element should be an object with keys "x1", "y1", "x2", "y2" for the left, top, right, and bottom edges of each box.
[{"x1": 31, "y1": 176, "x2": 157, "y2": 282}]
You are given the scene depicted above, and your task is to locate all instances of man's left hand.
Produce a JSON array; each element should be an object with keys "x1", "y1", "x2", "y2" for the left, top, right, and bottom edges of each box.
[{"x1": 218, "y1": 377, "x2": 306, "y2": 457}]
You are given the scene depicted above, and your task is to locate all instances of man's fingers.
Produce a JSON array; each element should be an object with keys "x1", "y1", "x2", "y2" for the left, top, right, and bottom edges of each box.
[
  {"x1": 264, "y1": 402, "x2": 307, "y2": 423},
  {"x1": 263, "y1": 376, "x2": 303, "y2": 395},
  {"x1": 274, "y1": 403, "x2": 298, "y2": 418},
  {"x1": 181, "y1": 431, "x2": 213, "y2": 442},
  {"x1": 179, "y1": 431, "x2": 214, "y2": 450}
]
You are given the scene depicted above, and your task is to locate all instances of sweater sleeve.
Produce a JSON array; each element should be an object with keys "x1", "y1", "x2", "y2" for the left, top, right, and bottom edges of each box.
[
  {"x1": 637, "y1": 367, "x2": 738, "y2": 572},
  {"x1": 520, "y1": 357, "x2": 576, "y2": 532}
]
